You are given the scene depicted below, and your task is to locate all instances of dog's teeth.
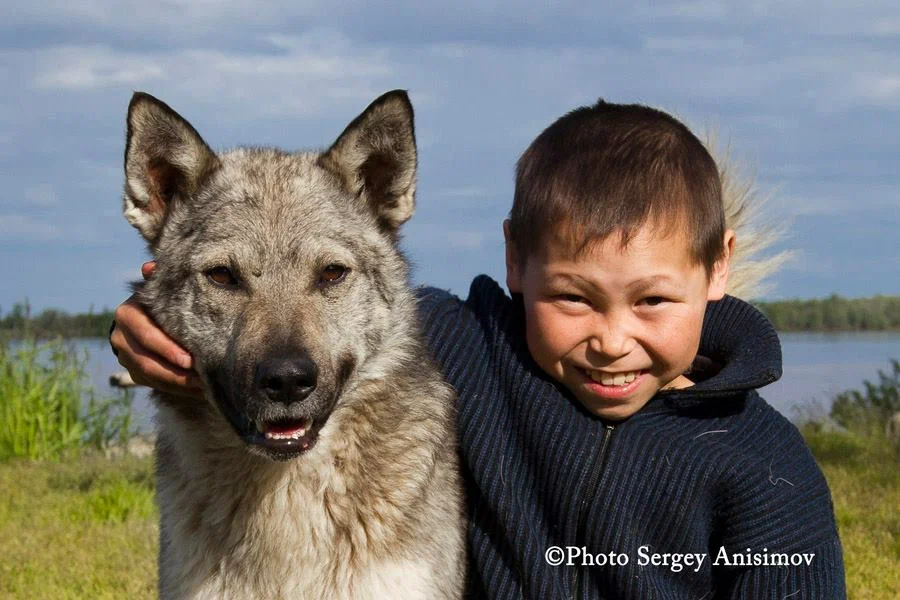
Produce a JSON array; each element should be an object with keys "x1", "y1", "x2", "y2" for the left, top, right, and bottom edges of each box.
[{"x1": 263, "y1": 426, "x2": 308, "y2": 440}]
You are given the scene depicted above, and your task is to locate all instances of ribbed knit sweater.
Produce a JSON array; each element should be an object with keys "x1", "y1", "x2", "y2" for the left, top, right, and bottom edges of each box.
[{"x1": 417, "y1": 275, "x2": 846, "y2": 600}]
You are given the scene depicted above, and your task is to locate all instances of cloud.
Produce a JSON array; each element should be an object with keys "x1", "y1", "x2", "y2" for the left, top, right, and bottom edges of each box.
[
  {"x1": 34, "y1": 46, "x2": 165, "y2": 90},
  {"x1": 1, "y1": 1, "x2": 899, "y2": 308},
  {"x1": 26, "y1": 32, "x2": 395, "y2": 119},
  {"x1": 642, "y1": 35, "x2": 746, "y2": 52},
  {"x1": 23, "y1": 183, "x2": 59, "y2": 207},
  {"x1": 852, "y1": 74, "x2": 900, "y2": 107},
  {"x1": 0, "y1": 214, "x2": 61, "y2": 241}
]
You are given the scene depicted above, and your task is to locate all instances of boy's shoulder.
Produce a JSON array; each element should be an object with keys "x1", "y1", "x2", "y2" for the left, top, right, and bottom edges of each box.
[
  {"x1": 672, "y1": 393, "x2": 836, "y2": 547},
  {"x1": 415, "y1": 275, "x2": 515, "y2": 329}
]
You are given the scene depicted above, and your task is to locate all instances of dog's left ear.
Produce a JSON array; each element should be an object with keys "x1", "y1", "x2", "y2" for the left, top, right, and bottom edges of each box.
[{"x1": 319, "y1": 90, "x2": 417, "y2": 236}]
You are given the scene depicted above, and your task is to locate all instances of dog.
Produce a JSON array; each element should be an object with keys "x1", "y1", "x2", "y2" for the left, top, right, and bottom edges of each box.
[{"x1": 122, "y1": 90, "x2": 466, "y2": 599}]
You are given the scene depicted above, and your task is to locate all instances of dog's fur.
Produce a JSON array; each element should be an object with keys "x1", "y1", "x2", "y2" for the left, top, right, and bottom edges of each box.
[{"x1": 123, "y1": 91, "x2": 465, "y2": 599}]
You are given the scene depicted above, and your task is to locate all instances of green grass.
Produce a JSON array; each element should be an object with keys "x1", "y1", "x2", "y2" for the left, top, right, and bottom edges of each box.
[
  {"x1": 803, "y1": 427, "x2": 900, "y2": 599},
  {"x1": 0, "y1": 454, "x2": 157, "y2": 598},
  {"x1": 0, "y1": 339, "x2": 133, "y2": 460},
  {"x1": 0, "y1": 340, "x2": 895, "y2": 597},
  {"x1": 0, "y1": 432, "x2": 895, "y2": 597}
]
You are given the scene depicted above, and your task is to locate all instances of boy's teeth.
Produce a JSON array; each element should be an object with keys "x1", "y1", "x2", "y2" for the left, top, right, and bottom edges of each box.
[{"x1": 589, "y1": 370, "x2": 640, "y2": 386}]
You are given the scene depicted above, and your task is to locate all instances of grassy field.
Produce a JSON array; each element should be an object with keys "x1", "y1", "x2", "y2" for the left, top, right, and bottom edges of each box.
[
  {"x1": 0, "y1": 339, "x2": 897, "y2": 597},
  {"x1": 0, "y1": 431, "x2": 896, "y2": 598},
  {"x1": 803, "y1": 429, "x2": 900, "y2": 599},
  {"x1": 0, "y1": 454, "x2": 157, "y2": 598}
]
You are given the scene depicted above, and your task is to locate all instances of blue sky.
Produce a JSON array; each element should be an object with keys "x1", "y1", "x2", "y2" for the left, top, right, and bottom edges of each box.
[{"x1": 1, "y1": 1, "x2": 898, "y2": 313}]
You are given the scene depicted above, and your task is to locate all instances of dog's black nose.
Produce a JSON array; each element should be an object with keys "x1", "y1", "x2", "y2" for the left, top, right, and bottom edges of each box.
[{"x1": 254, "y1": 357, "x2": 318, "y2": 404}]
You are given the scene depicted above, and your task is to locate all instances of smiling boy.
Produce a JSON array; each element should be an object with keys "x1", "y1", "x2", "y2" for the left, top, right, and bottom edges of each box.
[{"x1": 111, "y1": 99, "x2": 845, "y2": 598}]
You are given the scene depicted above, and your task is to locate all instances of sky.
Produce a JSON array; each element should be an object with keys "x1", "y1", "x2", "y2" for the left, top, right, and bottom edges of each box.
[{"x1": 1, "y1": 1, "x2": 898, "y2": 313}]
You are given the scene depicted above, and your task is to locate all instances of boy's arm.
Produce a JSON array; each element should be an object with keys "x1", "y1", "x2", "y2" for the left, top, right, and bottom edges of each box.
[
  {"x1": 713, "y1": 421, "x2": 847, "y2": 599},
  {"x1": 718, "y1": 537, "x2": 845, "y2": 599}
]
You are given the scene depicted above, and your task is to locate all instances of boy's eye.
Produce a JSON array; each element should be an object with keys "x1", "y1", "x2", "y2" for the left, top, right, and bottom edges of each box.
[
  {"x1": 557, "y1": 294, "x2": 588, "y2": 304},
  {"x1": 641, "y1": 296, "x2": 667, "y2": 307}
]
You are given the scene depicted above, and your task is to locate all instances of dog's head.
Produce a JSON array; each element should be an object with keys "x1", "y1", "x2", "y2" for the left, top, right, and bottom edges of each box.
[{"x1": 123, "y1": 91, "x2": 418, "y2": 460}]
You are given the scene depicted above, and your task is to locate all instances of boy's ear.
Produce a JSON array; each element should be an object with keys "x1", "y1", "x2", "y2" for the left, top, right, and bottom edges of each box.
[
  {"x1": 707, "y1": 229, "x2": 735, "y2": 301},
  {"x1": 503, "y1": 220, "x2": 523, "y2": 294}
]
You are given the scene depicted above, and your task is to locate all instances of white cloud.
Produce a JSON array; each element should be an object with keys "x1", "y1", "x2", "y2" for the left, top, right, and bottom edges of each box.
[
  {"x1": 853, "y1": 74, "x2": 900, "y2": 107},
  {"x1": 34, "y1": 46, "x2": 166, "y2": 90},
  {"x1": 643, "y1": 35, "x2": 746, "y2": 52},
  {"x1": 23, "y1": 184, "x2": 59, "y2": 207},
  {"x1": 0, "y1": 214, "x2": 61, "y2": 241},
  {"x1": 27, "y1": 33, "x2": 394, "y2": 118},
  {"x1": 633, "y1": 1, "x2": 730, "y2": 21}
]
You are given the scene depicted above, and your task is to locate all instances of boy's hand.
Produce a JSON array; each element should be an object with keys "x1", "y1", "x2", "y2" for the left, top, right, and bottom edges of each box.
[{"x1": 110, "y1": 261, "x2": 203, "y2": 398}]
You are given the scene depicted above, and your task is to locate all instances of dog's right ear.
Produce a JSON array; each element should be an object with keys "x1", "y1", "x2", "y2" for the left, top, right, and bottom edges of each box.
[{"x1": 123, "y1": 93, "x2": 219, "y2": 243}]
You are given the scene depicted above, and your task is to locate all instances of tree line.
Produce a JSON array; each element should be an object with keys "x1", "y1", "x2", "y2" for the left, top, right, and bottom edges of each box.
[
  {"x1": 0, "y1": 302, "x2": 116, "y2": 339},
  {"x1": 754, "y1": 294, "x2": 900, "y2": 332},
  {"x1": 2, "y1": 295, "x2": 899, "y2": 338}
]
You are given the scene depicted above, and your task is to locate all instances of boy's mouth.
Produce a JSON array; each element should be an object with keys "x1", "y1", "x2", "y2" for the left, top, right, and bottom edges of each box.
[
  {"x1": 585, "y1": 369, "x2": 645, "y2": 387},
  {"x1": 578, "y1": 368, "x2": 649, "y2": 401}
]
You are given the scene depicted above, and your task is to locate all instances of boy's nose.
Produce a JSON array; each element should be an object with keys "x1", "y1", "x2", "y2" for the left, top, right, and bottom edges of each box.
[{"x1": 588, "y1": 317, "x2": 633, "y2": 358}]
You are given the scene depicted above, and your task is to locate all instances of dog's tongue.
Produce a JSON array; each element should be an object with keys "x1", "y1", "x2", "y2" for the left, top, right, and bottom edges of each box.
[
  {"x1": 262, "y1": 418, "x2": 309, "y2": 439},
  {"x1": 266, "y1": 420, "x2": 305, "y2": 435}
]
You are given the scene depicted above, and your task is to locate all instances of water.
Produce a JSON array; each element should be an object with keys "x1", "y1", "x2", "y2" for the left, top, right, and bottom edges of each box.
[
  {"x1": 71, "y1": 333, "x2": 900, "y2": 429},
  {"x1": 75, "y1": 338, "x2": 156, "y2": 432},
  {"x1": 761, "y1": 332, "x2": 900, "y2": 420}
]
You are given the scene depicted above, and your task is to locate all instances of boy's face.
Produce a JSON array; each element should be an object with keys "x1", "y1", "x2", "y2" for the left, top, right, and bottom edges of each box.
[{"x1": 505, "y1": 221, "x2": 733, "y2": 421}]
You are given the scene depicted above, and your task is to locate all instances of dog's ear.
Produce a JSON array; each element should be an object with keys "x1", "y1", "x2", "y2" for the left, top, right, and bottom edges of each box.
[
  {"x1": 319, "y1": 90, "x2": 417, "y2": 235},
  {"x1": 123, "y1": 92, "x2": 220, "y2": 242}
]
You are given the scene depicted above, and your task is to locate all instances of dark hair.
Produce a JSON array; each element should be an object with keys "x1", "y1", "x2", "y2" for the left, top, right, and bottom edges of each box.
[{"x1": 509, "y1": 99, "x2": 725, "y2": 273}]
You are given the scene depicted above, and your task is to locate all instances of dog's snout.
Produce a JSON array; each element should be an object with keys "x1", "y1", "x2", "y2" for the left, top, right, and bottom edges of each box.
[{"x1": 255, "y1": 357, "x2": 318, "y2": 404}]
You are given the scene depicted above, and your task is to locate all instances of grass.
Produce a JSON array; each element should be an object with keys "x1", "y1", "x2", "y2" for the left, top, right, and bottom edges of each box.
[
  {"x1": 803, "y1": 428, "x2": 900, "y2": 599},
  {"x1": 0, "y1": 433, "x2": 895, "y2": 598},
  {"x1": 0, "y1": 339, "x2": 133, "y2": 460},
  {"x1": 0, "y1": 454, "x2": 157, "y2": 598},
  {"x1": 0, "y1": 340, "x2": 896, "y2": 597}
]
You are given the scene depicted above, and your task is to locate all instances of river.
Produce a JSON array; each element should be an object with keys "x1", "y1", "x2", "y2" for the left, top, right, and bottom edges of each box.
[{"x1": 73, "y1": 333, "x2": 900, "y2": 432}]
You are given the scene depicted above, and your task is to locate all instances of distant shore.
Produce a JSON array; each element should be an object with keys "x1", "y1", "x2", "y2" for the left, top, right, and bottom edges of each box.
[
  {"x1": 2, "y1": 294, "x2": 899, "y2": 338},
  {"x1": 753, "y1": 295, "x2": 900, "y2": 332}
]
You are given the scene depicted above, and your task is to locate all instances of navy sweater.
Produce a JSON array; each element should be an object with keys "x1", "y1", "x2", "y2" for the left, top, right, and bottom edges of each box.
[{"x1": 417, "y1": 275, "x2": 845, "y2": 600}]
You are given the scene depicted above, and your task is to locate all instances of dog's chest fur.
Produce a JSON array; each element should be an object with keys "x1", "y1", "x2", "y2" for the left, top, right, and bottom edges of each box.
[{"x1": 154, "y1": 382, "x2": 461, "y2": 600}]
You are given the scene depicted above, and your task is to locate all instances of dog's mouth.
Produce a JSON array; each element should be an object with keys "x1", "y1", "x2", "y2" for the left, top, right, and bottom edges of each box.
[{"x1": 244, "y1": 416, "x2": 319, "y2": 459}]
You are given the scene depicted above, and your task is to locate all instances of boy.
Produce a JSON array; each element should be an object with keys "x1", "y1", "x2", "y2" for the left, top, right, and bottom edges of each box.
[{"x1": 111, "y1": 99, "x2": 845, "y2": 598}]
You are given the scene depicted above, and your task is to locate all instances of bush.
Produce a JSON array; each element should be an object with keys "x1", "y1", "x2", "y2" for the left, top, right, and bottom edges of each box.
[{"x1": 830, "y1": 359, "x2": 900, "y2": 438}]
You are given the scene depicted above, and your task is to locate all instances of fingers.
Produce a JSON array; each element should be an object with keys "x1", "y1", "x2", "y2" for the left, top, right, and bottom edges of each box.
[
  {"x1": 116, "y1": 327, "x2": 203, "y2": 398},
  {"x1": 111, "y1": 296, "x2": 202, "y2": 398},
  {"x1": 114, "y1": 297, "x2": 193, "y2": 370},
  {"x1": 141, "y1": 261, "x2": 157, "y2": 280}
]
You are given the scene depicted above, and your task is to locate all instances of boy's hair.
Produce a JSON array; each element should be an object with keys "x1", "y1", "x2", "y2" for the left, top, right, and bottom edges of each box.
[{"x1": 509, "y1": 99, "x2": 725, "y2": 274}]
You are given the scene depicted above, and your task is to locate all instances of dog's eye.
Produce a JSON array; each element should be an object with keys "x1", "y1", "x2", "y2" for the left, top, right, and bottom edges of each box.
[
  {"x1": 319, "y1": 264, "x2": 348, "y2": 285},
  {"x1": 205, "y1": 266, "x2": 239, "y2": 287}
]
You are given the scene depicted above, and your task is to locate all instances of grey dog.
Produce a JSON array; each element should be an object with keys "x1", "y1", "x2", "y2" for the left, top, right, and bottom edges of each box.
[{"x1": 122, "y1": 90, "x2": 466, "y2": 599}]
